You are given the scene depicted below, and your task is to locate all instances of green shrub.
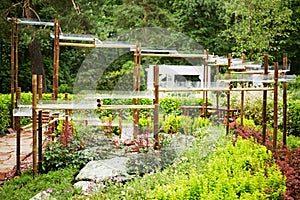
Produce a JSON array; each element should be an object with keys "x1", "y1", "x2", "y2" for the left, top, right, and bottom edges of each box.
[
  {"x1": 42, "y1": 120, "x2": 92, "y2": 172},
  {"x1": 236, "y1": 117, "x2": 258, "y2": 130},
  {"x1": 288, "y1": 100, "x2": 300, "y2": 137},
  {"x1": 0, "y1": 167, "x2": 80, "y2": 200},
  {"x1": 160, "y1": 97, "x2": 181, "y2": 115},
  {"x1": 0, "y1": 93, "x2": 72, "y2": 134},
  {"x1": 287, "y1": 134, "x2": 300, "y2": 149},
  {"x1": 148, "y1": 138, "x2": 286, "y2": 199},
  {"x1": 162, "y1": 114, "x2": 182, "y2": 133}
]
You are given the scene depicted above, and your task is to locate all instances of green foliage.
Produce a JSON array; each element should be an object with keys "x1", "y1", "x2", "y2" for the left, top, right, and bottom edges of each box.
[
  {"x1": 220, "y1": 0, "x2": 293, "y2": 61},
  {"x1": 148, "y1": 138, "x2": 285, "y2": 199},
  {"x1": 160, "y1": 97, "x2": 181, "y2": 115},
  {"x1": 0, "y1": 93, "x2": 71, "y2": 134},
  {"x1": 0, "y1": 167, "x2": 80, "y2": 200},
  {"x1": 42, "y1": 120, "x2": 92, "y2": 172},
  {"x1": 42, "y1": 138, "x2": 92, "y2": 172},
  {"x1": 162, "y1": 114, "x2": 182, "y2": 133},
  {"x1": 236, "y1": 117, "x2": 258, "y2": 130},
  {"x1": 287, "y1": 100, "x2": 300, "y2": 137},
  {"x1": 0, "y1": 94, "x2": 11, "y2": 134},
  {"x1": 287, "y1": 134, "x2": 300, "y2": 149},
  {"x1": 91, "y1": 128, "x2": 285, "y2": 199}
]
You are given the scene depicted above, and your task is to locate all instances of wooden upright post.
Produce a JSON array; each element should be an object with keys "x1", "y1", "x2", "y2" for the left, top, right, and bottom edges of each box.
[
  {"x1": 38, "y1": 75, "x2": 43, "y2": 173},
  {"x1": 273, "y1": 62, "x2": 279, "y2": 151},
  {"x1": 16, "y1": 87, "x2": 21, "y2": 175},
  {"x1": 154, "y1": 65, "x2": 160, "y2": 149},
  {"x1": 133, "y1": 42, "x2": 139, "y2": 139},
  {"x1": 262, "y1": 54, "x2": 268, "y2": 145},
  {"x1": 240, "y1": 53, "x2": 245, "y2": 126},
  {"x1": 15, "y1": 23, "x2": 19, "y2": 90},
  {"x1": 32, "y1": 74, "x2": 37, "y2": 177},
  {"x1": 52, "y1": 19, "x2": 60, "y2": 100},
  {"x1": 10, "y1": 17, "x2": 15, "y2": 129},
  {"x1": 282, "y1": 53, "x2": 288, "y2": 146},
  {"x1": 226, "y1": 53, "x2": 232, "y2": 135}
]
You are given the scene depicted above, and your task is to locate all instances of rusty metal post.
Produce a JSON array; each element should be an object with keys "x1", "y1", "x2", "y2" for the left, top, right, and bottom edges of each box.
[
  {"x1": 282, "y1": 53, "x2": 288, "y2": 146},
  {"x1": 52, "y1": 19, "x2": 60, "y2": 100},
  {"x1": 32, "y1": 74, "x2": 37, "y2": 177},
  {"x1": 154, "y1": 65, "x2": 160, "y2": 149},
  {"x1": 10, "y1": 17, "x2": 15, "y2": 129},
  {"x1": 226, "y1": 53, "x2": 232, "y2": 135},
  {"x1": 16, "y1": 87, "x2": 21, "y2": 175},
  {"x1": 273, "y1": 62, "x2": 279, "y2": 151},
  {"x1": 262, "y1": 54, "x2": 268, "y2": 145}
]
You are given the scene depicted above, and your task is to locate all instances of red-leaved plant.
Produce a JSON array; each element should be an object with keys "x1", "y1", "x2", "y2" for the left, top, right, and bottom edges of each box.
[{"x1": 229, "y1": 122, "x2": 300, "y2": 199}]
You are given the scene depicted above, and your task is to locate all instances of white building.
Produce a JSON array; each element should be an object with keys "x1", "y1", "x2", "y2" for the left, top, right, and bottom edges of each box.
[{"x1": 146, "y1": 65, "x2": 210, "y2": 90}]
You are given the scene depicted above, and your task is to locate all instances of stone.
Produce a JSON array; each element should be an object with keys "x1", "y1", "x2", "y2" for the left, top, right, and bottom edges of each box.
[
  {"x1": 29, "y1": 191, "x2": 52, "y2": 200},
  {"x1": 75, "y1": 156, "x2": 129, "y2": 182}
]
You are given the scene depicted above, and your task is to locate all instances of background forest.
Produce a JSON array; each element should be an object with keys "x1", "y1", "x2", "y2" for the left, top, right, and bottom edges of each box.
[{"x1": 0, "y1": 0, "x2": 299, "y2": 93}]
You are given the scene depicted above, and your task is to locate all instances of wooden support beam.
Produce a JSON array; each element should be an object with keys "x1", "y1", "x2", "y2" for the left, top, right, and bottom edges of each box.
[
  {"x1": 262, "y1": 53, "x2": 268, "y2": 145},
  {"x1": 32, "y1": 74, "x2": 37, "y2": 177},
  {"x1": 282, "y1": 53, "x2": 288, "y2": 146},
  {"x1": 11, "y1": 17, "x2": 15, "y2": 130},
  {"x1": 154, "y1": 65, "x2": 160, "y2": 149},
  {"x1": 226, "y1": 53, "x2": 231, "y2": 135},
  {"x1": 273, "y1": 62, "x2": 279, "y2": 151},
  {"x1": 16, "y1": 87, "x2": 21, "y2": 175}
]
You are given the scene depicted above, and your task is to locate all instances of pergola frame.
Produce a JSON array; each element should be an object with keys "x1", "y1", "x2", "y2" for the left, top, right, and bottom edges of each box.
[{"x1": 8, "y1": 17, "x2": 294, "y2": 178}]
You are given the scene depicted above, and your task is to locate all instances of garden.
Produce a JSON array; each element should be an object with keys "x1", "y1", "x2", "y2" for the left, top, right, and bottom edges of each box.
[
  {"x1": 0, "y1": 83, "x2": 300, "y2": 199},
  {"x1": 1, "y1": 1, "x2": 300, "y2": 199}
]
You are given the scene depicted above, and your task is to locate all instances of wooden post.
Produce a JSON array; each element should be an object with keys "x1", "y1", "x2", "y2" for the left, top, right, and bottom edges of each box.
[
  {"x1": 226, "y1": 53, "x2": 232, "y2": 135},
  {"x1": 15, "y1": 23, "x2": 19, "y2": 90},
  {"x1": 10, "y1": 17, "x2": 15, "y2": 129},
  {"x1": 16, "y1": 87, "x2": 21, "y2": 175},
  {"x1": 52, "y1": 19, "x2": 60, "y2": 100},
  {"x1": 38, "y1": 110, "x2": 42, "y2": 173},
  {"x1": 262, "y1": 54, "x2": 268, "y2": 145},
  {"x1": 205, "y1": 50, "x2": 209, "y2": 117},
  {"x1": 119, "y1": 110, "x2": 123, "y2": 138},
  {"x1": 65, "y1": 93, "x2": 69, "y2": 116},
  {"x1": 154, "y1": 65, "x2": 160, "y2": 149},
  {"x1": 133, "y1": 42, "x2": 138, "y2": 139},
  {"x1": 38, "y1": 75, "x2": 43, "y2": 173},
  {"x1": 273, "y1": 62, "x2": 279, "y2": 151},
  {"x1": 38, "y1": 75, "x2": 43, "y2": 104},
  {"x1": 282, "y1": 53, "x2": 287, "y2": 146},
  {"x1": 240, "y1": 53, "x2": 245, "y2": 126},
  {"x1": 32, "y1": 74, "x2": 37, "y2": 177}
]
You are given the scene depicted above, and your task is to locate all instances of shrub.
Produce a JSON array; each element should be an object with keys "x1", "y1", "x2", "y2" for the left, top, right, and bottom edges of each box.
[
  {"x1": 160, "y1": 97, "x2": 181, "y2": 115},
  {"x1": 162, "y1": 114, "x2": 182, "y2": 133},
  {"x1": 0, "y1": 167, "x2": 80, "y2": 200},
  {"x1": 42, "y1": 120, "x2": 92, "y2": 172},
  {"x1": 287, "y1": 100, "x2": 300, "y2": 137},
  {"x1": 230, "y1": 122, "x2": 300, "y2": 199},
  {"x1": 148, "y1": 138, "x2": 285, "y2": 199}
]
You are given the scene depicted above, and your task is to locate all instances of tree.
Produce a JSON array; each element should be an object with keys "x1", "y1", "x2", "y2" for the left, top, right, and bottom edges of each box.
[{"x1": 220, "y1": 0, "x2": 293, "y2": 61}]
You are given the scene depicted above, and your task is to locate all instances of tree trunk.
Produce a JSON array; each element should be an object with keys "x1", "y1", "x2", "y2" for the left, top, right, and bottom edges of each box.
[
  {"x1": 24, "y1": 0, "x2": 47, "y2": 92},
  {"x1": 29, "y1": 39, "x2": 47, "y2": 93}
]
